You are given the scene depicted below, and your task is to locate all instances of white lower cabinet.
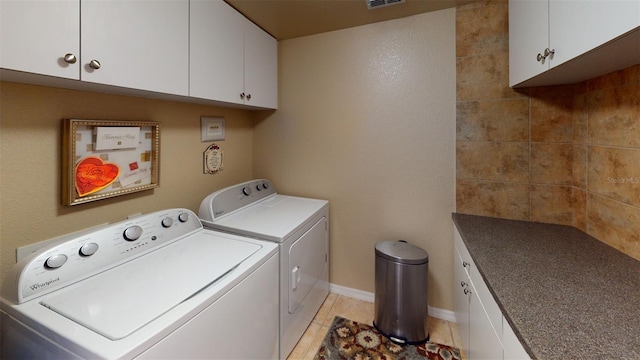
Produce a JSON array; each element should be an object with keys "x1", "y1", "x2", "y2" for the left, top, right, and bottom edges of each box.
[
  {"x1": 453, "y1": 248, "x2": 470, "y2": 354},
  {"x1": 454, "y1": 226, "x2": 530, "y2": 360},
  {"x1": 469, "y1": 290, "x2": 503, "y2": 360},
  {"x1": 503, "y1": 317, "x2": 530, "y2": 360}
]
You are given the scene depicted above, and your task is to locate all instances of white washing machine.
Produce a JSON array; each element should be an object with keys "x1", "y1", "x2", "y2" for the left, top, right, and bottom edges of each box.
[
  {"x1": 199, "y1": 179, "x2": 329, "y2": 359},
  {"x1": 0, "y1": 208, "x2": 279, "y2": 359}
]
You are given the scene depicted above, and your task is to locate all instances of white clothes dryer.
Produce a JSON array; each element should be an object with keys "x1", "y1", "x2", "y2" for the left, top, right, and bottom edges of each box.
[
  {"x1": 199, "y1": 179, "x2": 329, "y2": 359},
  {"x1": 0, "y1": 208, "x2": 279, "y2": 359}
]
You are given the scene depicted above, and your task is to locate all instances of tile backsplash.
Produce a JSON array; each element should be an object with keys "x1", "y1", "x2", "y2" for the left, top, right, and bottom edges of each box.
[{"x1": 456, "y1": 1, "x2": 640, "y2": 260}]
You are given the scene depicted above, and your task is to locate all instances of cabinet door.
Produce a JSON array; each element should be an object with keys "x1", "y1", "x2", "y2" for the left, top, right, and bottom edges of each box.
[
  {"x1": 508, "y1": 0, "x2": 549, "y2": 87},
  {"x1": 453, "y1": 247, "x2": 470, "y2": 356},
  {"x1": 190, "y1": 0, "x2": 244, "y2": 104},
  {"x1": 503, "y1": 317, "x2": 530, "y2": 360},
  {"x1": 244, "y1": 20, "x2": 278, "y2": 109},
  {"x1": 549, "y1": 0, "x2": 640, "y2": 67},
  {"x1": 81, "y1": 0, "x2": 189, "y2": 95},
  {"x1": 0, "y1": 0, "x2": 80, "y2": 79},
  {"x1": 469, "y1": 288, "x2": 503, "y2": 360}
]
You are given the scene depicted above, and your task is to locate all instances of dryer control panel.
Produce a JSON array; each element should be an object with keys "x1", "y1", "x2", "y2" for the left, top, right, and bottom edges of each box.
[
  {"x1": 199, "y1": 179, "x2": 276, "y2": 223},
  {"x1": 1, "y1": 209, "x2": 202, "y2": 304}
]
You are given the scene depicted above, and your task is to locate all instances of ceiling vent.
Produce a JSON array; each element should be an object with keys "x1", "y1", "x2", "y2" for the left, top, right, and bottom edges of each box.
[{"x1": 366, "y1": 0, "x2": 405, "y2": 10}]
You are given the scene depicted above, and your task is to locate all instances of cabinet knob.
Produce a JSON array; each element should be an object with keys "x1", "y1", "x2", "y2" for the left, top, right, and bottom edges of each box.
[
  {"x1": 537, "y1": 48, "x2": 555, "y2": 63},
  {"x1": 544, "y1": 48, "x2": 555, "y2": 58},
  {"x1": 464, "y1": 288, "x2": 472, "y2": 295},
  {"x1": 462, "y1": 261, "x2": 470, "y2": 268},
  {"x1": 246, "y1": 93, "x2": 251, "y2": 101},
  {"x1": 63, "y1": 53, "x2": 77, "y2": 64},
  {"x1": 460, "y1": 281, "x2": 467, "y2": 287},
  {"x1": 89, "y1": 60, "x2": 101, "y2": 70},
  {"x1": 240, "y1": 92, "x2": 245, "y2": 100}
]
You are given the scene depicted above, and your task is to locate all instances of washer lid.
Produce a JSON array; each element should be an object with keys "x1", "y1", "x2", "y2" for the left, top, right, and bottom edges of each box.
[
  {"x1": 39, "y1": 231, "x2": 261, "y2": 340},
  {"x1": 375, "y1": 240, "x2": 429, "y2": 265}
]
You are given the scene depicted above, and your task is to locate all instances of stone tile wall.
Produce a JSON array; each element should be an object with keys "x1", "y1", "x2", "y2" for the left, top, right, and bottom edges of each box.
[{"x1": 456, "y1": 0, "x2": 640, "y2": 260}]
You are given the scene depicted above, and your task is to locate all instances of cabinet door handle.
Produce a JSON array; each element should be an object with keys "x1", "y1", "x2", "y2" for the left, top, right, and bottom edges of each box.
[
  {"x1": 89, "y1": 60, "x2": 101, "y2": 70},
  {"x1": 240, "y1": 92, "x2": 245, "y2": 100},
  {"x1": 460, "y1": 281, "x2": 467, "y2": 287},
  {"x1": 63, "y1": 53, "x2": 77, "y2": 64},
  {"x1": 464, "y1": 288, "x2": 471, "y2": 295},
  {"x1": 246, "y1": 93, "x2": 251, "y2": 101},
  {"x1": 462, "y1": 261, "x2": 470, "y2": 268}
]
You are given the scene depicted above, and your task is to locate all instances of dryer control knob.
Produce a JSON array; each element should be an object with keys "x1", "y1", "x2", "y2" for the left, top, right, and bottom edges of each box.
[
  {"x1": 178, "y1": 212, "x2": 189, "y2": 223},
  {"x1": 162, "y1": 217, "x2": 174, "y2": 228},
  {"x1": 123, "y1": 225, "x2": 143, "y2": 241},
  {"x1": 242, "y1": 186, "x2": 252, "y2": 196},
  {"x1": 45, "y1": 254, "x2": 68, "y2": 269},
  {"x1": 79, "y1": 242, "x2": 99, "y2": 257},
  {"x1": 262, "y1": 182, "x2": 269, "y2": 190}
]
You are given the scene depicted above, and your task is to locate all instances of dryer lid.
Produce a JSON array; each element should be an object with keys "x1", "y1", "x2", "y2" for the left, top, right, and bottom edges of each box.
[
  {"x1": 39, "y1": 232, "x2": 261, "y2": 340},
  {"x1": 209, "y1": 195, "x2": 328, "y2": 242}
]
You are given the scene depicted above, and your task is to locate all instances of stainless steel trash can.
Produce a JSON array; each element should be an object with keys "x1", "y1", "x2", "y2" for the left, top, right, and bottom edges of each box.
[{"x1": 373, "y1": 240, "x2": 429, "y2": 344}]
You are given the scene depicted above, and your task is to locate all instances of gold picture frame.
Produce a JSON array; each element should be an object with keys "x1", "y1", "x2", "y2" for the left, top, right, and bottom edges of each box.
[{"x1": 62, "y1": 119, "x2": 160, "y2": 206}]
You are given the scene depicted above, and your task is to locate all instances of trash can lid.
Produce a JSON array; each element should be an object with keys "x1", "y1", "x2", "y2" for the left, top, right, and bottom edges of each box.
[{"x1": 375, "y1": 240, "x2": 429, "y2": 265}]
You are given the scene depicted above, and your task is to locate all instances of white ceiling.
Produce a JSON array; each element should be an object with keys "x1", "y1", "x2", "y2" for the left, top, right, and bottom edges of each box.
[{"x1": 225, "y1": 0, "x2": 478, "y2": 40}]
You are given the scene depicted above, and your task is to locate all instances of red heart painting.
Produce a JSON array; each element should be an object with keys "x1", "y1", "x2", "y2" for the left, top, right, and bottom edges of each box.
[{"x1": 75, "y1": 157, "x2": 121, "y2": 197}]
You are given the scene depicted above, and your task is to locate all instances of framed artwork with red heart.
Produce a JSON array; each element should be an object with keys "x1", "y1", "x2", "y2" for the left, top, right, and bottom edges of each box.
[{"x1": 62, "y1": 119, "x2": 160, "y2": 206}]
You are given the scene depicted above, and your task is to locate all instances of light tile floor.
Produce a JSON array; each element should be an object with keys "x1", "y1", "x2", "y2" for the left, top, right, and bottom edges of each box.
[{"x1": 287, "y1": 293, "x2": 465, "y2": 360}]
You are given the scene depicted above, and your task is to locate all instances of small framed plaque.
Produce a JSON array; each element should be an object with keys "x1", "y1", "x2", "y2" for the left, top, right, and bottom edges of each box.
[{"x1": 203, "y1": 144, "x2": 223, "y2": 174}]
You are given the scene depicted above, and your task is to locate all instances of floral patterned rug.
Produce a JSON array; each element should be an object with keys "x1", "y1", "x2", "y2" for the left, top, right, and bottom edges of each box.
[{"x1": 314, "y1": 316, "x2": 462, "y2": 360}]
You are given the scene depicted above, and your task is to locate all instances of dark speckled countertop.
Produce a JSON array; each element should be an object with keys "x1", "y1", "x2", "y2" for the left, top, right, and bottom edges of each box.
[{"x1": 452, "y1": 213, "x2": 640, "y2": 360}]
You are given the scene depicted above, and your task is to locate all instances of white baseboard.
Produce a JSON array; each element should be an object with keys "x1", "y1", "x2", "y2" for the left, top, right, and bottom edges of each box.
[{"x1": 329, "y1": 283, "x2": 457, "y2": 323}]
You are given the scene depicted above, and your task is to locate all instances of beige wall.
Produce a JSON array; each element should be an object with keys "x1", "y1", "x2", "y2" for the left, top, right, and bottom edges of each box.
[
  {"x1": 0, "y1": 82, "x2": 256, "y2": 277},
  {"x1": 253, "y1": 10, "x2": 457, "y2": 310},
  {"x1": 456, "y1": 1, "x2": 640, "y2": 261}
]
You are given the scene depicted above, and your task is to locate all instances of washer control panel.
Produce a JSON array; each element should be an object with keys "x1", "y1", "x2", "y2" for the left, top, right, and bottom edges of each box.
[
  {"x1": 199, "y1": 179, "x2": 276, "y2": 222},
  {"x1": 8, "y1": 209, "x2": 201, "y2": 304}
]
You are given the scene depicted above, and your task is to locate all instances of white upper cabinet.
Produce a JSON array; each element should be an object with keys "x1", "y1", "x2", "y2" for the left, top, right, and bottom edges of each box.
[
  {"x1": 1, "y1": 0, "x2": 276, "y2": 108},
  {"x1": 244, "y1": 19, "x2": 278, "y2": 109},
  {"x1": 0, "y1": 0, "x2": 80, "y2": 79},
  {"x1": 81, "y1": 0, "x2": 189, "y2": 96},
  {"x1": 549, "y1": 0, "x2": 639, "y2": 67},
  {"x1": 190, "y1": 0, "x2": 278, "y2": 109},
  {"x1": 509, "y1": 0, "x2": 640, "y2": 87},
  {"x1": 190, "y1": 0, "x2": 244, "y2": 104},
  {"x1": 1, "y1": 0, "x2": 188, "y2": 96},
  {"x1": 508, "y1": 0, "x2": 549, "y2": 86}
]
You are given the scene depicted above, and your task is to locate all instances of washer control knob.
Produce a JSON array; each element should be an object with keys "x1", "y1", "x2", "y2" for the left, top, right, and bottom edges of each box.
[
  {"x1": 162, "y1": 217, "x2": 174, "y2": 228},
  {"x1": 45, "y1": 254, "x2": 68, "y2": 269},
  {"x1": 123, "y1": 225, "x2": 143, "y2": 241},
  {"x1": 79, "y1": 242, "x2": 99, "y2": 257},
  {"x1": 178, "y1": 212, "x2": 189, "y2": 223},
  {"x1": 242, "y1": 186, "x2": 252, "y2": 196}
]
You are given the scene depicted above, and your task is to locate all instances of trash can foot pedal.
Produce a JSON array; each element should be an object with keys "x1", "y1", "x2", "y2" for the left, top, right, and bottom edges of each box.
[{"x1": 373, "y1": 321, "x2": 430, "y2": 345}]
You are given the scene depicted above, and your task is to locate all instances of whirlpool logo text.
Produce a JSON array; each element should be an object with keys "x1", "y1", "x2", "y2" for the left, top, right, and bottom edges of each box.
[{"x1": 29, "y1": 277, "x2": 60, "y2": 291}]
